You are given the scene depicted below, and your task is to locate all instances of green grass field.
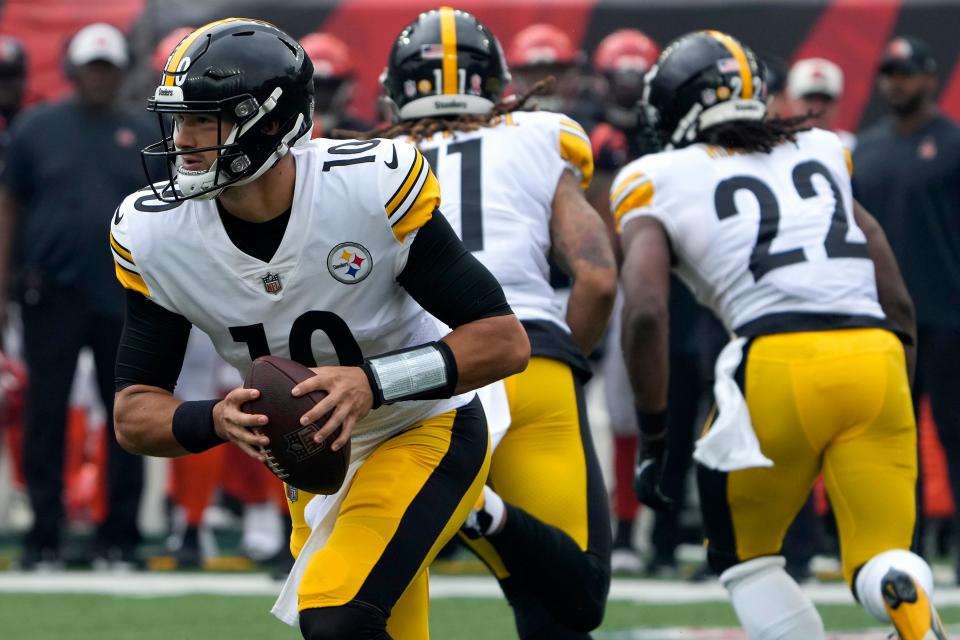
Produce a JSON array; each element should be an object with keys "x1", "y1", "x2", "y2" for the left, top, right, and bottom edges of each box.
[{"x1": 1, "y1": 594, "x2": 952, "y2": 639}]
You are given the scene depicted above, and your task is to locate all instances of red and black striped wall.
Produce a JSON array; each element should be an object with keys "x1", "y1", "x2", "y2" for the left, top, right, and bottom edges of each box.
[{"x1": 3, "y1": 0, "x2": 960, "y2": 132}]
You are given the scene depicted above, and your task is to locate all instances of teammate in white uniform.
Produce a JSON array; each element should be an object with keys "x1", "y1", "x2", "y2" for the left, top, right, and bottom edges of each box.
[
  {"x1": 614, "y1": 30, "x2": 945, "y2": 640},
  {"x1": 110, "y1": 19, "x2": 529, "y2": 640},
  {"x1": 360, "y1": 8, "x2": 617, "y2": 639}
]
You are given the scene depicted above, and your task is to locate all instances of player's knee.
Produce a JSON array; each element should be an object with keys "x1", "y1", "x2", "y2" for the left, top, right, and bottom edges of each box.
[
  {"x1": 559, "y1": 553, "x2": 609, "y2": 631},
  {"x1": 299, "y1": 603, "x2": 390, "y2": 640},
  {"x1": 853, "y1": 549, "x2": 934, "y2": 623}
]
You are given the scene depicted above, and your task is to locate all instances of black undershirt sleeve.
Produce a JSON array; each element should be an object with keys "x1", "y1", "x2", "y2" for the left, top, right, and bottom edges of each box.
[
  {"x1": 397, "y1": 212, "x2": 513, "y2": 327},
  {"x1": 115, "y1": 289, "x2": 192, "y2": 392}
]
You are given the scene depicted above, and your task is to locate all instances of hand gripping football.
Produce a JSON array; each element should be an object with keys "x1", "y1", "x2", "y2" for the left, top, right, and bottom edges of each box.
[{"x1": 242, "y1": 356, "x2": 349, "y2": 495}]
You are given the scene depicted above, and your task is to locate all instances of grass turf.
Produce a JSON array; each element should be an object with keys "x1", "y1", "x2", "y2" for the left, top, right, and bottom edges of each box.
[{"x1": 2, "y1": 594, "x2": 953, "y2": 639}]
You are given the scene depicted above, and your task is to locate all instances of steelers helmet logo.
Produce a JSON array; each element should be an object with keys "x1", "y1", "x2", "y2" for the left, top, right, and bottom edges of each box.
[{"x1": 327, "y1": 242, "x2": 373, "y2": 284}]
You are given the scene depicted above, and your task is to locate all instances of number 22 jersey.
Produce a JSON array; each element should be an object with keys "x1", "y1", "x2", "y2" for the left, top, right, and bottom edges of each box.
[
  {"x1": 109, "y1": 138, "x2": 464, "y2": 444},
  {"x1": 612, "y1": 128, "x2": 884, "y2": 334}
]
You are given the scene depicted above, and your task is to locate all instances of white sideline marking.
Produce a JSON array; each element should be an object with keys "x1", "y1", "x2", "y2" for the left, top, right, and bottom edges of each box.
[{"x1": 1, "y1": 573, "x2": 960, "y2": 607}]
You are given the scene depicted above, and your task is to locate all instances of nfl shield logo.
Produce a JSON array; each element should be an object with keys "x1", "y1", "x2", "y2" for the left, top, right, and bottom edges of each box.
[{"x1": 261, "y1": 272, "x2": 282, "y2": 294}]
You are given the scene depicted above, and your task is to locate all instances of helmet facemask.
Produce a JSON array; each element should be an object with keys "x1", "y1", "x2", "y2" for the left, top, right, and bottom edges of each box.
[{"x1": 142, "y1": 85, "x2": 312, "y2": 202}]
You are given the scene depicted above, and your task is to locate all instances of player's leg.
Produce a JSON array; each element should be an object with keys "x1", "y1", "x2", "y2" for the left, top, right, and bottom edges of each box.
[
  {"x1": 822, "y1": 329, "x2": 946, "y2": 639},
  {"x1": 90, "y1": 311, "x2": 143, "y2": 560},
  {"x1": 699, "y1": 335, "x2": 827, "y2": 639},
  {"x1": 19, "y1": 291, "x2": 84, "y2": 565},
  {"x1": 297, "y1": 397, "x2": 489, "y2": 640},
  {"x1": 461, "y1": 357, "x2": 611, "y2": 636}
]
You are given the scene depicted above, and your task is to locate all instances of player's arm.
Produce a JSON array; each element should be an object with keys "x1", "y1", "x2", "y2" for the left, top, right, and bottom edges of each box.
[
  {"x1": 550, "y1": 170, "x2": 617, "y2": 353},
  {"x1": 620, "y1": 215, "x2": 674, "y2": 512},
  {"x1": 112, "y1": 291, "x2": 272, "y2": 459},
  {"x1": 620, "y1": 216, "x2": 671, "y2": 415},
  {"x1": 853, "y1": 200, "x2": 917, "y2": 381}
]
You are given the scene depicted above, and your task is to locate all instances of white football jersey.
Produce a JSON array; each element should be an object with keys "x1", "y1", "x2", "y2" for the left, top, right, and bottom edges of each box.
[
  {"x1": 612, "y1": 128, "x2": 883, "y2": 333},
  {"x1": 414, "y1": 110, "x2": 593, "y2": 331},
  {"x1": 110, "y1": 138, "x2": 465, "y2": 445}
]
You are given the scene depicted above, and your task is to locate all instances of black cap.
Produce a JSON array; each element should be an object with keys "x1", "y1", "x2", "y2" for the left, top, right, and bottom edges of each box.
[
  {"x1": 879, "y1": 36, "x2": 936, "y2": 75},
  {"x1": 0, "y1": 35, "x2": 25, "y2": 78}
]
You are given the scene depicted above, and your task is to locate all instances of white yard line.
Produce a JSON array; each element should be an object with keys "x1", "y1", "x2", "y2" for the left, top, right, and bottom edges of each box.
[{"x1": 1, "y1": 572, "x2": 960, "y2": 607}]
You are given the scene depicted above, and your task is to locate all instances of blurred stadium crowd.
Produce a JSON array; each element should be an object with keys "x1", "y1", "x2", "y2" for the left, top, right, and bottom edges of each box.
[{"x1": 0, "y1": 0, "x2": 957, "y2": 607}]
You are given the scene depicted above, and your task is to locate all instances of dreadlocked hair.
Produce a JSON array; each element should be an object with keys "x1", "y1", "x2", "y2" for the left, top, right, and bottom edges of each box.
[
  {"x1": 334, "y1": 77, "x2": 557, "y2": 143},
  {"x1": 698, "y1": 112, "x2": 817, "y2": 154}
]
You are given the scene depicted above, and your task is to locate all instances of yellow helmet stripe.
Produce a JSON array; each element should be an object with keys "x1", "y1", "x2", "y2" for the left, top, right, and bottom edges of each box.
[
  {"x1": 706, "y1": 30, "x2": 753, "y2": 100},
  {"x1": 163, "y1": 17, "x2": 249, "y2": 87},
  {"x1": 439, "y1": 6, "x2": 458, "y2": 95}
]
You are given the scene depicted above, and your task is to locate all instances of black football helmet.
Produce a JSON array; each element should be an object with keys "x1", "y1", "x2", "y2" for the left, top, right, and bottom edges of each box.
[
  {"x1": 142, "y1": 18, "x2": 314, "y2": 201},
  {"x1": 642, "y1": 30, "x2": 766, "y2": 150},
  {"x1": 380, "y1": 6, "x2": 510, "y2": 120}
]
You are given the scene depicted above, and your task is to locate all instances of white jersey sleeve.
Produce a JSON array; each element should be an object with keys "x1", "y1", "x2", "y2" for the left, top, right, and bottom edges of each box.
[
  {"x1": 414, "y1": 110, "x2": 593, "y2": 333},
  {"x1": 611, "y1": 129, "x2": 883, "y2": 333}
]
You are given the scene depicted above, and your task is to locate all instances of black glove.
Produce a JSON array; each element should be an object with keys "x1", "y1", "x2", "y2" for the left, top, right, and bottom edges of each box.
[{"x1": 634, "y1": 410, "x2": 673, "y2": 512}]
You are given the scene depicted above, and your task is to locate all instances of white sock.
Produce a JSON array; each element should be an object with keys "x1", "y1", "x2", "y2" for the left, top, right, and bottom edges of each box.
[
  {"x1": 855, "y1": 549, "x2": 934, "y2": 623},
  {"x1": 720, "y1": 556, "x2": 826, "y2": 640},
  {"x1": 482, "y1": 486, "x2": 506, "y2": 535}
]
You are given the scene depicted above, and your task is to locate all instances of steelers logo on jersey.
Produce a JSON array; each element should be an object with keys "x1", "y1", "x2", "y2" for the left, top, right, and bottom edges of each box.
[{"x1": 327, "y1": 242, "x2": 373, "y2": 284}]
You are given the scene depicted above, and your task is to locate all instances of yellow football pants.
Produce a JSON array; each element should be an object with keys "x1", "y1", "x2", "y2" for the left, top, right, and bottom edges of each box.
[
  {"x1": 286, "y1": 399, "x2": 490, "y2": 639},
  {"x1": 699, "y1": 328, "x2": 917, "y2": 584},
  {"x1": 462, "y1": 356, "x2": 608, "y2": 578}
]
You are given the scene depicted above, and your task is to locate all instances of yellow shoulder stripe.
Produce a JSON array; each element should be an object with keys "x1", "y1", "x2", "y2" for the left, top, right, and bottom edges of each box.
[
  {"x1": 392, "y1": 168, "x2": 440, "y2": 243},
  {"x1": 386, "y1": 149, "x2": 425, "y2": 216},
  {"x1": 843, "y1": 148, "x2": 853, "y2": 177},
  {"x1": 611, "y1": 171, "x2": 646, "y2": 205},
  {"x1": 614, "y1": 181, "x2": 655, "y2": 232},
  {"x1": 110, "y1": 232, "x2": 134, "y2": 264},
  {"x1": 560, "y1": 129, "x2": 594, "y2": 190},
  {"x1": 114, "y1": 260, "x2": 150, "y2": 297}
]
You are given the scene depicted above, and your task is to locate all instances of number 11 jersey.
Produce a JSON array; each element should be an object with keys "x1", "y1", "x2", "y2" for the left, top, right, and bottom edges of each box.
[{"x1": 612, "y1": 128, "x2": 884, "y2": 334}]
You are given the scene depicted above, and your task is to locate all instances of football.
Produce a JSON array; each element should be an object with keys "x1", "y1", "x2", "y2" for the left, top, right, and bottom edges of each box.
[{"x1": 241, "y1": 355, "x2": 350, "y2": 495}]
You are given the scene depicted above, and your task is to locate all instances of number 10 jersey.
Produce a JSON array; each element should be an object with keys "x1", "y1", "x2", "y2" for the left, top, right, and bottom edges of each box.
[
  {"x1": 612, "y1": 128, "x2": 884, "y2": 333},
  {"x1": 109, "y1": 138, "x2": 464, "y2": 444}
]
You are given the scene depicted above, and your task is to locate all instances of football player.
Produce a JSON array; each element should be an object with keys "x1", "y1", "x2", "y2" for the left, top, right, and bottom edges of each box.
[
  {"x1": 361, "y1": 8, "x2": 617, "y2": 639},
  {"x1": 613, "y1": 30, "x2": 946, "y2": 640},
  {"x1": 110, "y1": 18, "x2": 529, "y2": 640}
]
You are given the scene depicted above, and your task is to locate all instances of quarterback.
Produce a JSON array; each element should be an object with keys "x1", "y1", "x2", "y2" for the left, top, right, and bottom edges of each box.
[
  {"x1": 110, "y1": 19, "x2": 529, "y2": 640},
  {"x1": 615, "y1": 30, "x2": 945, "y2": 640},
  {"x1": 351, "y1": 8, "x2": 617, "y2": 639}
]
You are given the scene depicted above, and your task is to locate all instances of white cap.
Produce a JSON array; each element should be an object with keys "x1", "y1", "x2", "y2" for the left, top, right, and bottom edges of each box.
[
  {"x1": 67, "y1": 23, "x2": 129, "y2": 68},
  {"x1": 787, "y1": 58, "x2": 843, "y2": 100}
]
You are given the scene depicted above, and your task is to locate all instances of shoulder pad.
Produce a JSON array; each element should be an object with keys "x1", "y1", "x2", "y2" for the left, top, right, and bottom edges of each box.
[
  {"x1": 377, "y1": 139, "x2": 440, "y2": 243},
  {"x1": 610, "y1": 158, "x2": 655, "y2": 232}
]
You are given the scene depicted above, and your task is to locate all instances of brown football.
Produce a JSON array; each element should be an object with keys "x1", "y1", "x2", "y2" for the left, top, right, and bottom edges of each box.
[{"x1": 241, "y1": 355, "x2": 349, "y2": 495}]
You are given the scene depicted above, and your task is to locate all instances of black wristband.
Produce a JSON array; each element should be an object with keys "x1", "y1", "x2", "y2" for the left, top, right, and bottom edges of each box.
[
  {"x1": 172, "y1": 399, "x2": 225, "y2": 453},
  {"x1": 636, "y1": 408, "x2": 668, "y2": 438},
  {"x1": 361, "y1": 341, "x2": 459, "y2": 407}
]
